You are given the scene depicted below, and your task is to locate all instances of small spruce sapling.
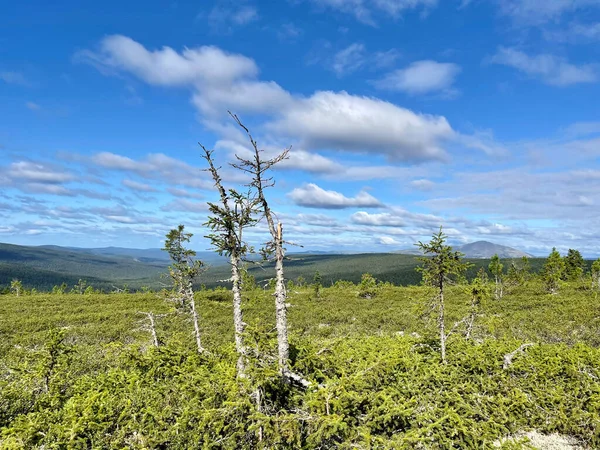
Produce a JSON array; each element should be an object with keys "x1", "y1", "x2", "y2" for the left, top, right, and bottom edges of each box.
[
  {"x1": 313, "y1": 271, "x2": 322, "y2": 299},
  {"x1": 10, "y1": 279, "x2": 22, "y2": 297},
  {"x1": 163, "y1": 224, "x2": 206, "y2": 353},
  {"x1": 542, "y1": 247, "x2": 565, "y2": 294},
  {"x1": 416, "y1": 227, "x2": 472, "y2": 363},
  {"x1": 357, "y1": 273, "x2": 378, "y2": 299},
  {"x1": 591, "y1": 258, "x2": 600, "y2": 291},
  {"x1": 488, "y1": 254, "x2": 504, "y2": 299},
  {"x1": 563, "y1": 248, "x2": 585, "y2": 282}
]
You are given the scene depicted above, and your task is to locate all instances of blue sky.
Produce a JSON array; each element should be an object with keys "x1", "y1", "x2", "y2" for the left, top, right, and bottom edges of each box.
[{"x1": 1, "y1": 0, "x2": 600, "y2": 256}]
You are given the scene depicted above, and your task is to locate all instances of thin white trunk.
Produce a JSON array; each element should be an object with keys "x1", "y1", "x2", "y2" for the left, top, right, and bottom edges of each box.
[
  {"x1": 231, "y1": 252, "x2": 246, "y2": 376},
  {"x1": 439, "y1": 281, "x2": 446, "y2": 364},
  {"x1": 274, "y1": 222, "x2": 289, "y2": 372},
  {"x1": 188, "y1": 285, "x2": 204, "y2": 354}
]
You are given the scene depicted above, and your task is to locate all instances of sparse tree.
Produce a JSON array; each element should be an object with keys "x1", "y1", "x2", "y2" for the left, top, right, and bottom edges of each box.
[
  {"x1": 10, "y1": 279, "x2": 22, "y2": 297},
  {"x1": 229, "y1": 112, "x2": 309, "y2": 387},
  {"x1": 163, "y1": 225, "x2": 206, "y2": 353},
  {"x1": 52, "y1": 282, "x2": 67, "y2": 295},
  {"x1": 313, "y1": 271, "x2": 322, "y2": 299},
  {"x1": 416, "y1": 227, "x2": 471, "y2": 363},
  {"x1": 202, "y1": 147, "x2": 257, "y2": 376},
  {"x1": 465, "y1": 273, "x2": 489, "y2": 340},
  {"x1": 73, "y1": 279, "x2": 87, "y2": 295},
  {"x1": 542, "y1": 247, "x2": 565, "y2": 294},
  {"x1": 488, "y1": 254, "x2": 504, "y2": 299},
  {"x1": 591, "y1": 258, "x2": 600, "y2": 291},
  {"x1": 563, "y1": 248, "x2": 585, "y2": 282},
  {"x1": 358, "y1": 273, "x2": 378, "y2": 299}
]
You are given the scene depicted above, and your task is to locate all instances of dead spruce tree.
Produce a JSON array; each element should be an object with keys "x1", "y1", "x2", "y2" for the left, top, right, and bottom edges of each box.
[
  {"x1": 202, "y1": 146, "x2": 257, "y2": 377},
  {"x1": 417, "y1": 227, "x2": 471, "y2": 363},
  {"x1": 163, "y1": 224, "x2": 205, "y2": 353},
  {"x1": 230, "y1": 112, "x2": 310, "y2": 387}
]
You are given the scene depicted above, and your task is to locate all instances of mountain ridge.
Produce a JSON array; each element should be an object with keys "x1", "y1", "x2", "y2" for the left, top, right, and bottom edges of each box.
[{"x1": 396, "y1": 240, "x2": 533, "y2": 259}]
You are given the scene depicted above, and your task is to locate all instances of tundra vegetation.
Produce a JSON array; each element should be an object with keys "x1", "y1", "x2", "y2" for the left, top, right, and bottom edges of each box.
[{"x1": 2, "y1": 118, "x2": 600, "y2": 448}]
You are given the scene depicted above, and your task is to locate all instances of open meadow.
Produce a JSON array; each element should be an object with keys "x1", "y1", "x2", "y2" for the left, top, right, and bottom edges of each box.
[{"x1": 1, "y1": 281, "x2": 599, "y2": 448}]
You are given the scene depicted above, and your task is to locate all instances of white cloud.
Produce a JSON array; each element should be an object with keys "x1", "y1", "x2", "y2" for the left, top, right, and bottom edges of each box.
[
  {"x1": 167, "y1": 187, "x2": 204, "y2": 199},
  {"x1": 269, "y1": 91, "x2": 454, "y2": 162},
  {"x1": 379, "y1": 236, "x2": 403, "y2": 245},
  {"x1": 161, "y1": 199, "x2": 209, "y2": 213},
  {"x1": 122, "y1": 179, "x2": 158, "y2": 192},
  {"x1": 545, "y1": 22, "x2": 600, "y2": 43},
  {"x1": 491, "y1": 47, "x2": 598, "y2": 86},
  {"x1": 410, "y1": 179, "x2": 435, "y2": 190},
  {"x1": 208, "y1": 4, "x2": 259, "y2": 27},
  {"x1": 8, "y1": 161, "x2": 74, "y2": 184},
  {"x1": 309, "y1": 0, "x2": 438, "y2": 25},
  {"x1": 76, "y1": 34, "x2": 258, "y2": 87},
  {"x1": 92, "y1": 151, "x2": 213, "y2": 190},
  {"x1": 498, "y1": 0, "x2": 599, "y2": 26},
  {"x1": 332, "y1": 43, "x2": 367, "y2": 76},
  {"x1": 351, "y1": 211, "x2": 405, "y2": 226},
  {"x1": 374, "y1": 60, "x2": 461, "y2": 95},
  {"x1": 0, "y1": 71, "x2": 29, "y2": 86},
  {"x1": 289, "y1": 183, "x2": 383, "y2": 209},
  {"x1": 79, "y1": 36, "x2": 500, "y2": 166},
  {"x1": 277, "y1": 23, "x2": 303, "y2": 41}
]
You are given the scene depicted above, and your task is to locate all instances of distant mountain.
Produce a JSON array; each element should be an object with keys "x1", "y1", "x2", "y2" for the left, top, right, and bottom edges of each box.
[
  {"x1": 38, "y1": 245, "x2": 227, "y2": 265},
  {"x1": 456, "y1": 241, "x2": 533, "y2": 259},
  {"x1": 0, "y1": 241, "x2": 543, "y2": 292},
  {"x1": 396, "y1": 241, "x2": 532, "y2": 259}
]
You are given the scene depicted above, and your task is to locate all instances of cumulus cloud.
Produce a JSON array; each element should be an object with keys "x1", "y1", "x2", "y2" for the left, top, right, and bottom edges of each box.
[
  {"x1": 379, "y1": 235, "x2": 403, "y2": 245},
  {"x1": 7, "y1": 161, "x2": 74, "y2": 184},
  {"x1": 374, "y1": 60, "x2": 461, "y2": 95},
  {"x1": 122, "y1": 179, "x2": 158, "y2": 192},
  {"x1": 351, "y1": 211, "x2": 405, "y2": 226},
  {"x1": 75, "y1": 34, "x2": 258, "y2": 87},
  {"x1": 79, "y1": 35, "x2": 496, "y2": 163},
  {"x1": 92, "y1": 151, "x2": 213, "y2": 190},
  {"x1": 289, "y1": 183, "x2": 383, "y2": 209},
  {"x1": 491, "y1": 47, "x2": 598, "y2": 86},
  {"x1": 268, "y1": 91, "x2": 454, "y2": 162},
  {"x1": 410, "y1": 179, "x2": 435, "y2": 190},
  {"x1": 161, "y1": 198, "x2": 209, "y2": 213}
]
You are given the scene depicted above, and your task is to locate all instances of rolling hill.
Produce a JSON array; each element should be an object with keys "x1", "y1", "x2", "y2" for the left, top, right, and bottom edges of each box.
[{"x1": 0, "y1": 241, "x2": 547, "y2": 292}]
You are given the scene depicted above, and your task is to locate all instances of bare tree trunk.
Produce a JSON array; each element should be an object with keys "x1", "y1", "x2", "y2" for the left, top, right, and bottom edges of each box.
[
  {"x1": 231, "y1": 252, "x2": 246, "y2": 376},
  {"x1": 465, "y1": 294, "x2": 477, "y2": 340},
  {"x1": 148, "y1": 312, "x2": 159, "y2": 348},
  {"x1": 274, "y1": 222, "x2": 289, "y2": 371},
  {"x1": 439, "y1": 287, "x2": 446, "y2": 364},
  {"x1": 188, "y1": 284, "x2": 204, "y2": 354}
]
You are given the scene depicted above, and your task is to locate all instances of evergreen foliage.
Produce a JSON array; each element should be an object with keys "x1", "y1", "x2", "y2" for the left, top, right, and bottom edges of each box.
[
  {"x1": 563, "y1": 248, "x2": 585, "y2": 282},
  {"x1": 1, "y1": 285, "x2": 600, "y2": 448},
  {"x1": 542, "y1": 248, "x2": 565, "y2": 294}
]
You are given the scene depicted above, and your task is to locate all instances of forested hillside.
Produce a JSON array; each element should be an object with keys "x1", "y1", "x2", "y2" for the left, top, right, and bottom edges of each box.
[{"x1": 0, "y1": 242, "x2": 554, "y2": 292}]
